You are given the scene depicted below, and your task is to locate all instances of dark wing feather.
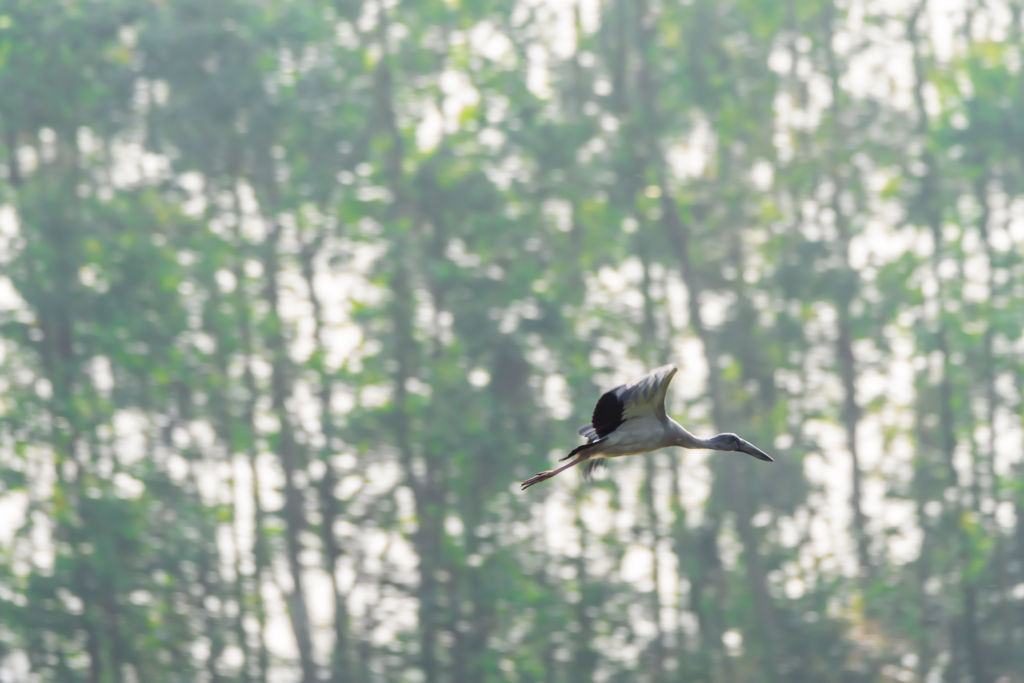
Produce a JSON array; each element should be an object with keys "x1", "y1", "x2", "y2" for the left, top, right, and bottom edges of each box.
[
  {"x1": 590, "y1": 390, "x2": 625, "y2": 438},
  {"x1": 588, "y1": 364, "x2": 678, "y2": 438}
]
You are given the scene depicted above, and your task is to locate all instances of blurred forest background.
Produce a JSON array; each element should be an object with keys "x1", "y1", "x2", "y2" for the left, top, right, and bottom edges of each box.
[{"x1": 1, "y1": 0, "x2": 1024, "y2": 681}]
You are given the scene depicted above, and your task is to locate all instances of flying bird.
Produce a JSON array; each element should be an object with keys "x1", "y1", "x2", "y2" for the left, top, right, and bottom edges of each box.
[{"x1": 521, "y1": 364, "x2": 773, "y2": 490}]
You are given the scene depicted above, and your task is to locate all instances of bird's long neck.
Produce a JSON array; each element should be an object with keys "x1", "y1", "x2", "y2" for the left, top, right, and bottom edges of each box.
[{"x1": 667, "y1": 419, "x2": 718, "y2": 450}]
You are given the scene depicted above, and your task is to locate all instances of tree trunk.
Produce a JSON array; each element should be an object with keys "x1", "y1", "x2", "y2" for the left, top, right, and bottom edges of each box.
[
  {"x1": 261, "y1": 220, "x2": 318, "y2": 683},
  {"x1": 821, "y1": 0, "x2": 873, "y2": 582},
  {"x1": 298, "y1": 236, "x2": 353, "y2": 683}
]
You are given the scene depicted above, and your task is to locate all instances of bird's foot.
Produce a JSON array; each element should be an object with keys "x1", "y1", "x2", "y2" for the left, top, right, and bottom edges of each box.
[{"x1": 520, "y1": 471, "x2": 554, "y2": 490}]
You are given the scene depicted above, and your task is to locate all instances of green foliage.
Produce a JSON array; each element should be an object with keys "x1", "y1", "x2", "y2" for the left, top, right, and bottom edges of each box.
[{"x1": 1, "y1": 1, "x2": 1024, "y2": 682}]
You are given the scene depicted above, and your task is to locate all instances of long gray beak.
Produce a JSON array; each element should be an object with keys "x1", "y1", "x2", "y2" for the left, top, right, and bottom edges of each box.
[{"x1": 738, "y1": 440, "x2": 773, "y2": 462}]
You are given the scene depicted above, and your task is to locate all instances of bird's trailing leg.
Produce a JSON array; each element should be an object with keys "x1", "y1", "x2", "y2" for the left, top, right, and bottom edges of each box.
[{"x1": 521, "y1": 453, "x2": 590, "y2": 490}]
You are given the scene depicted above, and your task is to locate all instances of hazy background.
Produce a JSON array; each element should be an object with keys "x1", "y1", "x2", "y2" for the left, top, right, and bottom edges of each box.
[{"x1": 1, "y1": 0, "x2": 1023, "y2": 681}]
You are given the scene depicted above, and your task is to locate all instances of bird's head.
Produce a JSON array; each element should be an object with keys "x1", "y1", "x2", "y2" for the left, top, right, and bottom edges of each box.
[{"x1": 709, "y1": 433, "x2": 774, "y2": 462}]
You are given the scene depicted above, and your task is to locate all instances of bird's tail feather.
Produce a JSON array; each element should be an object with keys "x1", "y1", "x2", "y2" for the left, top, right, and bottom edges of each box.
[{"x1": 559, "y1": 436, "x2": 608, "y2": 462}]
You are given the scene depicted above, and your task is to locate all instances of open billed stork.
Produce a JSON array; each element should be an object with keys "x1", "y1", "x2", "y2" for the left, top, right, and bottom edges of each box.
[{"x1": 520, "y1": 364, "x2": 773, "y2": 490}]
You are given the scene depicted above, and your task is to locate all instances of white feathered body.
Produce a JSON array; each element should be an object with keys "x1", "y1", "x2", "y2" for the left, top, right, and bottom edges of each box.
[{"x1": 597, "y1": 415, "x2": 680, "y2": 457}]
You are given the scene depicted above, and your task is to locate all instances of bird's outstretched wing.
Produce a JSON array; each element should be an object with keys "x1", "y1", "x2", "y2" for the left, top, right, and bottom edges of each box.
[{"x1": 579, "y1": 364, "x2": 678, "y2": 439}]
